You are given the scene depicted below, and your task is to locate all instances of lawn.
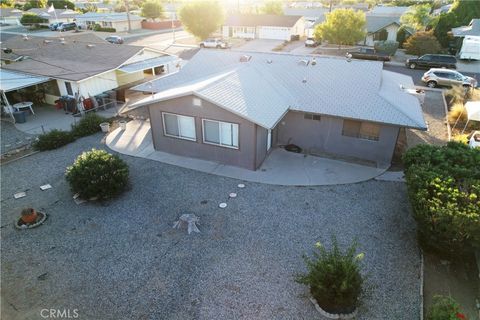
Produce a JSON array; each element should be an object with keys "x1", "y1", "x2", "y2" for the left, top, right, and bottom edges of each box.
[{"x1": 1, "y1": 134, "x2": 420, "y2": 320}]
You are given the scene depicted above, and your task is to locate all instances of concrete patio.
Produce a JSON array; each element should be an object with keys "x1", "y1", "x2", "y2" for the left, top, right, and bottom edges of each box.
[
  {"x1": 106, "y1": 120, "x2": 386, "y2": 186},
  {"x1": 10, "y1": 104, "x2": 118, "y2": 135}
]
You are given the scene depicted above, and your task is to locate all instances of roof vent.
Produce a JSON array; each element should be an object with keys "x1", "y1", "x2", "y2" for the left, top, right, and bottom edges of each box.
[
  {"x1": 298, "y1": 59, "x2": 309, "y2": 66},
  {"x1": 266, "y1": 59, "x2": 273, "y2": 64},
  {"x1": 43, "y1": 40, "x2": 52, "y2": 44},
  {"x1": 22, "y1": 34, "x2": 28, "y2": 40},
  {"x1": 311, "y1": 58, "x2": 316, "y2": 66},
  {"x1": 302, "y1": 77, "x2": 307, "y2": 83},
  {"x1": 87, "y1": 44, "x2": 96, "y2": 48},
  {"x1": 240, "y1": 55, "x2": 252, "y2": 62}
]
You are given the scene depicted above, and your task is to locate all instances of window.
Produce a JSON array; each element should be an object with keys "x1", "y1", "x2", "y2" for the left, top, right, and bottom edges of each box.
[
  {"x1": 202, "y1": 119, "x2": 239, "y2": 149},
  {"x1": 162, "y1": 112, "x2": 196, "y2": 141},
  {"x1": 304, "y1": 113, "x2": 321, "y2": 121},
  {"x1": 342, "y1": 120, "x2": 380, "y2": 141},
  {"x1": 65, "y1": 82, "x2": 73, "y2": 95}
]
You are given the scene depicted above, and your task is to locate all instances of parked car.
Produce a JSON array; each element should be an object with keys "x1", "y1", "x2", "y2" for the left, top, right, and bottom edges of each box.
[
  {"x1": 49, "y1": 22, "x2": 63, "y2": 31},
  {"x1": 421, "y1": 68, "x2": 477, "y2": 88},
  {"x1": 305, "y1": 37, "x2": 320, "y2": 47},
  {"x1": 405, "y1": 54, "x2": 457, "y2": 70},
  {"x1": 199, "y1": 38, "x2": 230, "y2": 49},
  {"x1": 347, "y1": 47, "x2": 391, "y2": 61},
  {"x1": 105, "y1": 36, "x2": 124, "y2": 44},
  {"x1": 58, "y1": 22, "x2": 76, "y2": 31}
]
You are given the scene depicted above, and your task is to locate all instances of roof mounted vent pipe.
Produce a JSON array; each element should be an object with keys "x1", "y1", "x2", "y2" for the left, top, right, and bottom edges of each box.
[
  {"x1": 22, "y1": 34, "x2": 28, "y2": 40},
  {"x1": 87, "y1": 44, "x2": 95, "y2": 48},
  {"x1": 266, "y1": 59, "x2": 273, "y2": 64},
  {"x1": 311, "y1": 57, "x2": 316, "y2": 66},
  {"x1": 44, "y1": 40, "x2": 52, "y2": 44},
  {"x1": 240, "y1": 55, "x2": 252, "y2": 62},
  {"x1": 346, "y1": 53, "x2": 352, "y2": 63},
  {"x1": 302, "y1": 77, "x2": 307, "y2": 83}
]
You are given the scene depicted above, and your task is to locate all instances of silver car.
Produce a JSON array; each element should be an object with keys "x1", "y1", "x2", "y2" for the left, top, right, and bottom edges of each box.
[{"x1": 421, "y1": 68, "x2": 477, "y2": 88}]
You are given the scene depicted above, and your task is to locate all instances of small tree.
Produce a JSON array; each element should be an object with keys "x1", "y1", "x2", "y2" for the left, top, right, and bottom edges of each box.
[
  {"x1": 403, "y1": 31, "x2": 441, "y2": 56},
  {"x1": 179, "y1": 1, "x2": 224, "y2": 40},
  {"x1": 400, "y1": 4, "x2": 433, "y2": 31},
  {"x1": 314, "y1": 9, "x2": 366, "y2": 46},
  {"x1": 20, "y1": 13, "x2": 48, "y2": 25},
  {"x1": 261, "y1": 0, "x2": 283, "y2": 15},
  {"x1": 374, "y1": 40, "x2": 399, "y2": 56},
  {"x1": 141, "y1": 0, "x2": 165, "y2": 21},
  {"x1": 396, "y1": 25, "x2": 411, "y2": 48},
  {"x1": 23, "y1": 0, "x2": 47, "y2": 11},
  {"x1": 47, "y1": 0, "x2": 74, "y2": 10}
]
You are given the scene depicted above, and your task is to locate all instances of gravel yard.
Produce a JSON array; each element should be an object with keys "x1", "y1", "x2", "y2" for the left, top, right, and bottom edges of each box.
[{"x1": 1, "y1": 134, "x2": 420, "y2": 320}]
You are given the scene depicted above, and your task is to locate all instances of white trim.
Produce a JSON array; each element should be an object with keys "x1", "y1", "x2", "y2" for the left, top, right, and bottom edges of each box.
[
  {"x1": 202, "y1": 118, "x2": 239, "y2": 149},
  {"x1": 162, "y1": 112, "x2": 197, "y2": 141}
]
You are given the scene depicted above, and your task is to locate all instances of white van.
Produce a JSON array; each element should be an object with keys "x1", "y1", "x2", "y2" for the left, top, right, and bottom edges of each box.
[{"x1": 459, "y1": 36, "x2": 480, "y2": 60}]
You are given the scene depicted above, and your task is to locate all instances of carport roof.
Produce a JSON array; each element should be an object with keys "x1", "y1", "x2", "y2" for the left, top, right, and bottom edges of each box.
[
  {"x1": 130, "y1": 50, "x2": 426, "y2": 130},
  {"x1": 119, "y1": 55, "x2": 178, "y2": 73},
  {"x1": 0, "y1": 69, "x2": 50, "y2": 92}
]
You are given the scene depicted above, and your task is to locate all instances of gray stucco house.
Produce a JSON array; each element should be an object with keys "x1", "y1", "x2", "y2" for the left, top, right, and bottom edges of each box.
[{"x1": 128, "y1": 50, "x2": 426, "y2": 170}]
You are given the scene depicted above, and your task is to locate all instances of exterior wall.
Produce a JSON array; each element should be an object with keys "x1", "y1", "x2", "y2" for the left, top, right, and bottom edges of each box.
[
  {"x1": 123, "y1": 49, "x2": 163, "y2": 65},
  {"x1": 364, "y1": 24, "x2": 400, "y2": 46},
  {"x1": 258, "y1": 26, "x2": 292, "y2": 40},
  {"x1": 364, "y1": 34, "x2": 374, "y2": 46},
  {"x1": 276, "y1": 111, "x2": 399, "y2": 167},
  {"x1": 77, "y1": 70, "x2": 118, "y2": 97},
  {"x1": 222, "y1": 26, "x2": 256, "y2": 39},
  {"x1": 255, "y1": 126, "x2": 268, "y2": 168},
  {"x1": 115, "y1": 70, "x2": 144, "y2": 86},
  {"x1": 291, "y1": 18, "x2": 306, "y2": 37},
  {"x1": 148, "y1": 95, "x2": 263, "y2": 170},
  {"x1": 113, "y1": 20, "x2": 142, "y2": 31},
  {"x1": 57, "y1": 79, "x2": 80, "y2": 96},
  {"x1": 141, "y1": 20, "x2": 181, "y2": 30}
]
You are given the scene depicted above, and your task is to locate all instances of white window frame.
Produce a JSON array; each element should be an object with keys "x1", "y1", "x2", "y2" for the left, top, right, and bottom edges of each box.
[
  {"x1": 202, "y1": 119, "x2": 239, "y2": 149},
  {"x1": 162, "y1": 112, "x2": 196, "y2": 141}
]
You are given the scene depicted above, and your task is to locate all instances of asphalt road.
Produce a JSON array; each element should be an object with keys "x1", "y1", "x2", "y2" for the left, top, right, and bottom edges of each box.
[{"x1": 383, "y1": 64, "x2": 480, "y2": 87}]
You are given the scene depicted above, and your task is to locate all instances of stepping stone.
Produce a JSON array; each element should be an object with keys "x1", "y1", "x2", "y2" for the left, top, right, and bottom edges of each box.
[{"x1": 219, "y1": 203, "x2": 227, "y2": 208}]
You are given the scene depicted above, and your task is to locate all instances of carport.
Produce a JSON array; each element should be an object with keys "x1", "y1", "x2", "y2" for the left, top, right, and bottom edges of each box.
[
  {"x1": 118, "y1": 55, "x2": 179, "y2": 76},
  {"x1": 0, "y1": 69, "x2": 50, "y2": 122}
]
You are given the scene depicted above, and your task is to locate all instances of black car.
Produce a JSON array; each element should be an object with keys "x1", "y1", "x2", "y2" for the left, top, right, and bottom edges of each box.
[
  {"x1": 405, "y1": 54, "x2": 457, "y2": 70},
  {"x1": 347, "y1": 47, "x2": 391, "y2": 61},
  {"x1": 58, "y1": 22, "x2": 76, "y2": 31}
]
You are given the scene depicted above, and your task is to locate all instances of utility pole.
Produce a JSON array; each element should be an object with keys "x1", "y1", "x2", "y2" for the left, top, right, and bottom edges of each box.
[
  {"x1": 125, "y1": 0, "x2": 131, "y2": 33},
  {"x1": 171, "y1": 0, "x2": 176, "y2": 43}
]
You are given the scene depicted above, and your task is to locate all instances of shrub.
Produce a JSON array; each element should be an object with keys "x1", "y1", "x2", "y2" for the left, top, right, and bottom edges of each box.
[
  {"x1": 93, "y1": 24, "x2": 116, "y2": 32},
  {"x1": 404, "y1": 31, "x2": 442, "y2": 56},
  {"x1": 396, "y1": 25, "x2": 411, "y2": 48},
  {"x1": 295, "y1": 238, "x2": 366, "y2": 314},
  {"x1": 403, "y1": 142, "x2": 480, "y2": 257},
  {"x1": 374, "y1": 40, "x2": 399, "y2": 56},
  {"x1": 448, "y1": 102, "x2": 467, "y2": 125},
  {"x1": 71, "y1": 113, "x2": 106, "y2": 138},
  {"x1": 426, "y1": 295, "x2": 465, "y2": 320},
  {"x1": 65, "y1": 149, "x2": 129, "y2": 200},
  {"x1": 20, "y1": 13, "x2": 48, "y2": 25},
  {"x1": 33, "y1": 129, "x2": 75, "y2": 151}
]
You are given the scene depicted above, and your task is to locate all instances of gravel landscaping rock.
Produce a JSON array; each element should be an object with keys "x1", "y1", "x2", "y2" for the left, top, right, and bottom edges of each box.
[
  {"x1": 1, "y1": 120, "x2": 37, "y2": 154},
  {"x1": 1, "y1": 134, "x2": 420, "y2": 320}
]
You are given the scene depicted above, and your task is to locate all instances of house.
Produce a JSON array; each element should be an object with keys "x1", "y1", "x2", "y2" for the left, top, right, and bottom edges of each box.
[
  {"x1": 284, "y1": 7, "x2": 327, "y2": 36},
  {"x1": 75, "y1": 12, "x2": 143, "y2": 31},
  {"x1": 127, "y1": 50, "x2": 426, "y2": 170},
  {"x1": 451, "y1": 19, "x2": 480, "y2": 38},
  {"x1": 222, "y1": 14, "x2": 304, "y2": 41},
  {"x1": 0, "y1": 8, "x2": 24, "y2": 25},
  {"x1": 0, "y1": 34, "x2": 179, "y2": 106},
  {"x1": 369, "y1": 6, "x2": 410, "y2": 16},
  {"x1": 451, "y1": 19, "x2": 480, "y2": 60},
  {"x1": 26, "y1": 8, "x2": 79, "y2": 25},
  {"x1": 364, "y1": 15, "x2": 402, "y2": 46}
]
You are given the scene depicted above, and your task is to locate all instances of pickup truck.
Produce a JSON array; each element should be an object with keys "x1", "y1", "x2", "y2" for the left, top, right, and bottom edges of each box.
[{"x1": 347, "y1": 48, "x2": 391, "y2": 62}]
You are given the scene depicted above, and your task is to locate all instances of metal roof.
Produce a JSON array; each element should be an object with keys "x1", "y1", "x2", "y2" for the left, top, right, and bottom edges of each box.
[
  {"x1": 452, "y1": 19, "x2": 480, "y2": 37},
  {"x1": 0, "y1": 69, "x2": 50, "y2": 92},
  {"x1": 131, "y1": 50, "x2": 426, "y2": 130},
  {"x1": 224, "y1": 14, "x2": 303, "y2": 28},
  {"x1": 119, "y1": 56, "x2": 178, "y2": 73}
]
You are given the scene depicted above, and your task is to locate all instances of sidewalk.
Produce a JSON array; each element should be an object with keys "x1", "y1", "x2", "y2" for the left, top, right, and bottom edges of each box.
[{"x1": 105, "y1": 120, "x2": 387, "y2": 186}]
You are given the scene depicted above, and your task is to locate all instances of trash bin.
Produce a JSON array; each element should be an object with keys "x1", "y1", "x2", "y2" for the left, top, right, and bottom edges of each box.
[{"x1": 13, "y1": 111, "x2": 27, "y2": 123}]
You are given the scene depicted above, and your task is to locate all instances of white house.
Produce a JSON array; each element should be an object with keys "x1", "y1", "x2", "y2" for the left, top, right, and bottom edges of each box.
[
  {"x1": 76, "y1": 12, "x2": 143, "y2": 31},
  {"x1": 222, "y1": 14, "x2": 305, "y2": 41},
  {"x1": 0, "y1": 8, "x2": 23, "y2": 25},
  {"x1": 26, "y1": 8, "x2": 79, "y2": 25}
]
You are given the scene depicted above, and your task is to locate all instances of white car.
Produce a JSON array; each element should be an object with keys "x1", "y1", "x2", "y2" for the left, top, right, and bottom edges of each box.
[
  {"x1": 199, "y1": 38, "x2": 230, "y2": 49},
  {"x1": 421, "y1": 68, "x2": 477, "y2": 88}
]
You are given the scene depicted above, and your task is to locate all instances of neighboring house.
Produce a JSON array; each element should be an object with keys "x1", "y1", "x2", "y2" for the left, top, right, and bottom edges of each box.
[
  {"x1": 0, "y1": 8, "x2": 24, "y2": 25},
  {"x1": 433, "y1": 4, "x2": 452, "y2": 16},
  {"x1": 451, "y1": 19, "x2": 480, "y2": 38},
  {"x1": 363, "y1": 14, "x2": 413, "y2": 46},
  {"x1": 76, "y1": 12, "x2": 143, "y2": 31},
  {"x1": 1, "y1": 34, "x2": 179, "y2": 105},
  {"x1": 26, "y1": 8, "x2": 79, "y2": 24},
  {"x1": 128, "y1": 50, "x2": 426, "y2": 170},
  {"x1": 284, "y1": 8, "x2": 327, "y2": 36},
  {"x1": 451, "y1": 19, "x2": 480, "y2": 59},
  {"x1": 73, "y1": 1, "x2": 115, "y2": 13},
  {"x1": 222, "y1": 14, "x2": 304, "y2": 41},
  {"x1": 369, "y1": 6, "x2": 410, "y2": 16}
]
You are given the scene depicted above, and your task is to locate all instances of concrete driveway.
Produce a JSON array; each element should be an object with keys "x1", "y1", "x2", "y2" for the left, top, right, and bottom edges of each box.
[{"x1": 232, "y1": 39, "x2": 284, "y2": 52}]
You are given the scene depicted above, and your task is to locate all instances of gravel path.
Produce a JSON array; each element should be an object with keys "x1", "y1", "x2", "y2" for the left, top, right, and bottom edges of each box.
[
  {"x1": 1, "y1": 120, "x2": 37, "y2": 154},
  {"x1": 1, "y1": 134, "x2": 420, "y2": 320}
]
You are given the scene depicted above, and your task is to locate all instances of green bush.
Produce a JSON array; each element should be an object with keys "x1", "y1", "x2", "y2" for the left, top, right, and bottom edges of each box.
[
  {"x1": 374, "y1": 40, "x2": 399, "y2": 56},
  {"x1": 295, "y1": 238, "x2": 366, "y2": 314},
  {"x1": 93, "y1": 24, "x2": 116, "y2": 32},
  {"x1": 20, "y1": 13, "x2": 48, "y2": 25},
  {"x1": 403, "y1": 142, "x2": 480, "y2": 257},
  {"x1": 33, "y1": 129, "x2": 75, "y2": 151},
  {"x1": 65, "y1": 149, "x2": 129, "y2": 200},
  {"x1": 426, "y1": 295, "x2": 465, "y2": 320},
  {"x1": 71, "y1": 113, "x2": 106, "y2": 138}
]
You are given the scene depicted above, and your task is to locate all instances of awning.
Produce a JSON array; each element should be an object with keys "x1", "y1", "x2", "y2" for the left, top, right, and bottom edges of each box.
[
  {"x1": 118, "y1": 55, "x2": 178, "y2": 74},
  {"x1": 0, "y1": 69, "x2": 51, "y2": 92},
  {"x1": 466, "y1": 101, "x2": 480, "y2": 122}
]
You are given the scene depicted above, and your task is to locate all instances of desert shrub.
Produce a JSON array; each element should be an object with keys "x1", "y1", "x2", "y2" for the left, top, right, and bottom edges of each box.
[
  {"x1": 33, "y1": 129, "x2": 75, "y2": 151},
  {"x1": 403, "y1": 142, "x2": 480, "y2": 257},
  {"x1": 374, "y1": 40, "x2": 399, "y2": 56},
  {"x1": 65, "y1": 149, "x2": 129, "y2": 200},
  {"x1": 448, "y1": 102, "x2": 467, "y2": 124},
  {"x1": 295, "y1": 238, "x2": 366, "y2": 314},
  {"x1": 71, "y1": 113, "x2": 106, "y2": 138},
  {"x1": 426, "y1": 295, "x2": 465, "y2": 320}
]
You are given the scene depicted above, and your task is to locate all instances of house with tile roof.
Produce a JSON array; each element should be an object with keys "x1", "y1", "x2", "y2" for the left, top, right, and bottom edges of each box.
[
  {"x1": 1, "y1": 33, "x2": 179, "y2": 106},
  {"x1": 126, "y1": 50, "x2": 426, "y2": 170},
  {"x1": 222, "y1": 14, "x2": 305, "y2": 40}
]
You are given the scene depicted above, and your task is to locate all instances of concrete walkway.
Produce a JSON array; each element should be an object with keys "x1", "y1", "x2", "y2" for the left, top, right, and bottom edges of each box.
[{"x1": 106, "y1": 120, "x2": 386, "y2": 186}]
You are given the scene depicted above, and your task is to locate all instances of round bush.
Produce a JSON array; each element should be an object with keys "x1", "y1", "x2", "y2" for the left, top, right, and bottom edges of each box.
[
  {"x1": 65, "y1": 149, "x2": 129, "y2": 200},
  {"x1": 426, "y1": 295, "x2": 464, "y2": 320},
  {"x1": 33, "y1": 129, "x2": 75, "y2": 151},
  {"x1": 71, "y1": 113, "x2": 106, "y2": 138}
]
